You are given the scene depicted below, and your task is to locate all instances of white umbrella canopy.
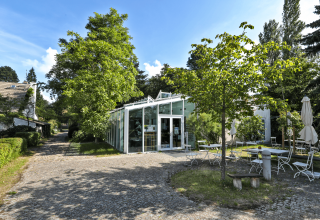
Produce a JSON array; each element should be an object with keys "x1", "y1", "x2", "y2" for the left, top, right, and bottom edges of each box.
[
  {"x1": 230, "y1": 119, "x2": 236, "y2": 136},
  {"x1": 299, "y1": 96, "x2": 318, "y2": 145}
]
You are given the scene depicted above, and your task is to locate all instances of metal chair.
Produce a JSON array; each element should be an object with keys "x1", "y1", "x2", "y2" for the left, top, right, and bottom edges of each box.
[
  {"x1": 211, "y1": 146, "x2": 228, "y2": 166},
  {"x1": 229, "y1": 149, "x2": 242, "y2": 162},
  {"x1": 295, "y1": 141, "x2": 306, "y2": 154},
  {"x1": 249, "y1": 152, "x2": 263, "y2": 174},
  {"x1": 271, "y1": 137, "x2": 281, "y2": 149},
  {"x1": 246, "y1": 147, "x2": 258, "y2": 165},
  {"x1": 292, "y1": 151, "x2": 315, "y2": 182},
  {"x1": 276, "y1": 146, "x2": 294, "y2": 175},
  {"x1": 185, "y1": 144, "x2": 200, "y2": 166}
]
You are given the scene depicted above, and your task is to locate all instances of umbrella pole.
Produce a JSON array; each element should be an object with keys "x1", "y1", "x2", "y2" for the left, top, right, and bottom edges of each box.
[
  {"x1": 282, "y1": 127, "x2": 285, "y2": 150},
  {"x1": 293, "y1": 126, "x2": 296, "y2": 154}
]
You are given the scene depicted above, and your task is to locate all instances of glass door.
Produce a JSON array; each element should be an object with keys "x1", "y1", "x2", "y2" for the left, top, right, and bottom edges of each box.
[{"x1": 160, "y1": 117, "x2": 183, "y2": 150}]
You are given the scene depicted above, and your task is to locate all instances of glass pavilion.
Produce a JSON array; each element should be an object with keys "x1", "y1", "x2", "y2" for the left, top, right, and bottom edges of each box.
[{"x1": 106, "y1": 91, "x2": 195, "y2": 153}]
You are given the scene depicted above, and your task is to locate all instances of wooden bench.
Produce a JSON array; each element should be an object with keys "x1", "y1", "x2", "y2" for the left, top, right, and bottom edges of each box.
[{"x1": 227, "y1": 173, "x2": 263, "y2": 190}]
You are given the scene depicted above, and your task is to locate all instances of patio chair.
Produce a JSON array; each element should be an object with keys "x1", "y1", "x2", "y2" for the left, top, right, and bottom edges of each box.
[
  {"x1": 295, "y1": 142, "x2": 306, "y2": 154},
  {"x1": 229, "y1": 148, "x2": 242, "y2": 162},
  {"x1": 249, "y1": 152, "x2": 263, "y2": 174},
  {"x1": 197, "y1": 140, "x2": 209, "y2": 161},
  {"x1": 293, "y1": 151, "x2": 315, "y2": 182},
  {"x1": 271, "y1": 137, "x2": 281, "y2": 149},
  {"x1": 211, "y1": 146, "x2": 228, "y2": 166},
  {"x1": 246, "y1": 148, "x2": 258, "y2": 165},
  {"x1": 185, "y1": 144, "x2": 200, "y2": 166},
  {"x1": 276, "y1": 146, "x2": 294, "y2": 175}
]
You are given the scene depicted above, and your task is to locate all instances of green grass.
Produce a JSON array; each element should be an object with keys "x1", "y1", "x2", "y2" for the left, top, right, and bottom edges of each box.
[
  {"x1": 71, "y1": 142, "x2": 120, "y2": 156},
  {"x1": 171, "y1": 169, "x2": 288, "y2": 209},
  {"x1": 0, "y1": 151, "x2": 34, "y2": 205}
]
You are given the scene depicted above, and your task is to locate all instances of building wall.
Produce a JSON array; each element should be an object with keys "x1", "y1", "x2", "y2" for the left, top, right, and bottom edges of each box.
[
  {"x1": 22, "y1": 82, "x2": 38, "y2": 120},
  {"x1": 254, "y1": 107, "x2": 271, "y2": 143}
]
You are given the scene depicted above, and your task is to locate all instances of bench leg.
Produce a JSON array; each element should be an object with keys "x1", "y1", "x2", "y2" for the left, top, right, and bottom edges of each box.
[
  {"x1": 233, "y1": 178, "x2": 242, "y2": 190},
  {"x1": 250, "y1": 177, "x2": 260, "y2": 188}
]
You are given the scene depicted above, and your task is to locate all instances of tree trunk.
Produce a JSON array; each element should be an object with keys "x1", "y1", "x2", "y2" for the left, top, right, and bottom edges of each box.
[
  {"x1": 293, "y1": 126, "x2": 296, "y2": 154},
  {"x1": 282, "y1": 127, "x2": 285, "y2": 150},
  {"x1": 221, "y1": 85, "x2": 226, "y2": 180},
  {"x1": 95, "y1": 137, "x2": 98, "y2": 143}
]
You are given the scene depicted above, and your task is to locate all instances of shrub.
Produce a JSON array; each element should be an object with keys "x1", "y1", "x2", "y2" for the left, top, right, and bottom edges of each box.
[
  {"x1": 48, "y1": 119, "x2": 61, "y2": 135},
  {"x1": 15, "y1": 132, "x2": 41, "y2": 147},
  {"x1": 0, "y1": 137, "x2": 27, "y2": 168},
  {"x1": 68, "y1": 123, "x2": 79, "y2": 138},
  {"x1": 0, "y1": 125, "x2": 35, "y2": 138},
  {"x1": 71, "y1": 130, "x2": 95, "y2": 143}
]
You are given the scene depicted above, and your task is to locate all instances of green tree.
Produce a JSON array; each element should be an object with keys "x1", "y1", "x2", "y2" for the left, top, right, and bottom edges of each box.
[
  {"x1": 282, "y1": 0, "x2": 305, "y2": 60},
  {"x1": 299, "y1": 4, "x2": 320, "y2": 56},
  {"x1": 164, "y1": 22, "x2": 300, "y2": 180},
  {"x1": 0, "y1": 66, "x2": 19, "y2": 82},
  {"x1": 61, "y1": 9, "x2": 141, "y2": 142},
  {"x1": 186, "y1": 113, "x2": 221, "y2": 145},
  {"x1": 0, "y1": 94, "x2": 21, "y2": 127},
  {"x1": 236, "y1": 116, "x2": 266, "y2": 142},
  {"x1": 258, "y1": 19, "x2": 282, "y2": 66},
  {"x1": 26, "y1": 67, "x2": 37, "y2": 83}
]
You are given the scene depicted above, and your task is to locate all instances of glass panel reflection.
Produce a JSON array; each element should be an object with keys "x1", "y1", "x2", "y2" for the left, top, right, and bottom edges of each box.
[
  {"x1": 144, "y1": 106, "x2": 157, "y2": 151},
  {"x1": 172, "y1": 101, "x2": 183, "y2": 115},
  {"x1": 159, "y1": 103, "x2": 171, "y2": 114},
  {"x1": 184, "y1": 100, "x2": 195, "y2": 148},
  {"x1": 172, "y1": 118, "x2": 181, "y2": 147},
  {"x1": 129, "y1": 109, "x2": 143, "y2": 153},
  {"x1": 161, "y1": 118, "x2": 170, "y2": 149}
]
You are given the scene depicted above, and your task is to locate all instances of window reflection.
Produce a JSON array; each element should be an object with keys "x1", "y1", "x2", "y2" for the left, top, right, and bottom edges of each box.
[
  {"x1": 129, "y1": 109, "x2": 143, "y2": 152},
  {"x1": 144, "y1": 106, "x2": 157, "y2": 151}
]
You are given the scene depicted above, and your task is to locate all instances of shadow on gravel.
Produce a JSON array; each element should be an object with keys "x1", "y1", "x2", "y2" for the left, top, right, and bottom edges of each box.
[{"x1": 2, "y1": 160, "x2": 266, "y2": 219}]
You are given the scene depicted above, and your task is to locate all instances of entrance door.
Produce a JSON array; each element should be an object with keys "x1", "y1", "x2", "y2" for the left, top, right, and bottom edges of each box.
[{"x1": 160, "y1": 117, "x2": 183, "y2": 150}]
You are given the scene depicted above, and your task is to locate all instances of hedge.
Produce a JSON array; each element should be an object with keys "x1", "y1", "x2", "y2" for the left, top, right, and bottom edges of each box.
[
  {"x1": 15, "y1": 132, "x2": 41, "y2": 147},
  {"x1": 0, "y1": 125, "x2": 36, "y2": 138},
  {"x1": 0, "y1": 138, "x2": 27, "y2": 168}
]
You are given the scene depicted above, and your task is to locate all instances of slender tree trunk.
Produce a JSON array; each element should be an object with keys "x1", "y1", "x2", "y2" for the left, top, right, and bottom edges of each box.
[
  {"x1": 221, "y1": 85, "x2": 226, "y2": 180},
  {"x1": 282, "y1": 127, "x2": 285, "y2": 150},
  {"x1": 293, "y1": 126, "x2": 296, "y2": 154},
  {"x1": 95, "y1": 137, "x2": 98, "y2": 143}
]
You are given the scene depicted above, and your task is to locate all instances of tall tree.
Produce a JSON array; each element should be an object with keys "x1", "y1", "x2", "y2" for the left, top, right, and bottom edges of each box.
[
  {"x1": 282, "y1": 0, "x2": 305, "y2": 60},
  {"x1": 164, "y1": 22, "x2": 300, "y2": 180},
  {"x1": 26, "y1": 67, "x2": 37, "y2": 83},
  {"x1": 299, "y1": 4, "x2": 320, "y2": 56},
  {"x1": 61, "y1": 9, "x2": 141, "y2": 142},
  {"x1": 0, "y1": 66, "x2": 19, "y2": 82},
  {"x1": 258, "y1": 19, "x2": 282, "y2": 66}
]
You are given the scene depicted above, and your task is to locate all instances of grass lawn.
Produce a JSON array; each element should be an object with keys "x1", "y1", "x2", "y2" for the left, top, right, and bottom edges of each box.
[
  {"x1": 171, "y1": 169, "x2": 290, "y2": 209},
  {"x1": 0, "y1": 151, "x2": 34, "y2": 206},
  {"x1": 71, "y1": 142, "x2": 120, "y2": 156}
]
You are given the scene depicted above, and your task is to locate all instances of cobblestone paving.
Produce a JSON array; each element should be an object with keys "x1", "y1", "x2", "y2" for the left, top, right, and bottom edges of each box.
[{"x1": 0, "y1": 132, "x2": 319, "y2": 219}]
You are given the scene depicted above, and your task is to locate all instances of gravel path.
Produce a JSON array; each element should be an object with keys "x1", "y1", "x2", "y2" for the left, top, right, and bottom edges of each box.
[{"x1": 0, "y1": 132, "x2": 319, "y2": 219}]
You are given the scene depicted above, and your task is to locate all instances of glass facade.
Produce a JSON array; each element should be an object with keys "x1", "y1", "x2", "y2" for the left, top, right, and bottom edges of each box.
[
  {"x1": 144, "y1": 106, "x2": 157, "y2": 151},
  {"x1": 128, "y1": 109, "x2": 143, "y2": 153},
  {"x1": 184, "y1": 100, "x2": 195, "y2": 148},
  {"x1": 106, "y1": 92, "x2": 196, "y2": 153}
]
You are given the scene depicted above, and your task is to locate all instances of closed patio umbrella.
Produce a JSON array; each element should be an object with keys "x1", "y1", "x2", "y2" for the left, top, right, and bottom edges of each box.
[
  {"x1": 230, "y1": 119, "x2": 236, "y2": 137},
  {"x1": 299, "y1": 96, "x2": 318, "y2": 146}
]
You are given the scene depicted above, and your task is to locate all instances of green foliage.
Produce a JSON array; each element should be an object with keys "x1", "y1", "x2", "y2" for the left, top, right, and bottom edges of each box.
[
  {"x1": 71, "y1": 130, "x2": 95, "y2": 143},
  {"x1": 18, "y1": 87, "x2": 34, "y2": 114},
  {"x1": 48, "y1": 119, "x2": 61, "y2": 134},
  {"x1": 0, "y1": 138, "x2": 27, "y2": 168},
  {"x1": 186, "y1": 113, "x2": 221, "y2": 144},
  {"x1": 0, "y1": 66, "x2": 19, "y2": 82},
  {"x1": 0, "y1": 94, "x2": 21, "y2": 127},
  {"x1": 68, "y1": 123, "x2": 79, "y2": 138},
  {"x1": 15, "y1": 132, "x2": 40, "y2": 147},
  {"x1": 276, "y1": 111, "x2": 304, "y2": 139},
  {"x1": 0, "y1": 125, "x2": 35, "y2": 138},
  {"x1": 237, "y1": 116, "x2": 266, "y2": 142},
  {"x1": 26, "y1": 67, "x2": 36, "y2": 83}
]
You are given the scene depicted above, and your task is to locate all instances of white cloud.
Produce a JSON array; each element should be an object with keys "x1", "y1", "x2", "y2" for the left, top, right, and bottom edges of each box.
[
  {"x1": 143, "y1": 60, "x2": 163, "y2": 77},
  {"x1": 40, "y1": 91, "x2": 55, "y2": 103},
  {"x1": 22, "y1": 47, "x2": 58, "y2": 74},
  {"x1": 300, "y1": 0, "x2": 319, "y2": 35}
]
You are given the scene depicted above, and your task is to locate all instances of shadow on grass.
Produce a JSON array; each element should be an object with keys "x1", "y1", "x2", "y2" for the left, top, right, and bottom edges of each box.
[{"x1": 71, "y1": 142, "x2": 120, "y2": 156}]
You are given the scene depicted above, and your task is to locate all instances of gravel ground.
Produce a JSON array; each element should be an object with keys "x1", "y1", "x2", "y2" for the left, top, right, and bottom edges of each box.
[{"x1": 0, "y1": 132, "x2": 319, "y2": 219}]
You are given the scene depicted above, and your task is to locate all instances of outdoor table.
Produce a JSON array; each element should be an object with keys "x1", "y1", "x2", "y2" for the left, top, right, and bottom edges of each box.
[
  {"x1": 236, "y1": 141, "x2": 257, "y2": 148},
  {"x1": 199, "y1": 144, "x2": 227, "y2": 161},
  {"x1": 245, "y1": 148, "x2": 289, "y2": 155}
]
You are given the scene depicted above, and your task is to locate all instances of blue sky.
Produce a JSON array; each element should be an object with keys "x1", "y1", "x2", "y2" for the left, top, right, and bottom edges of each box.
[{"x1": 0, "y1": 0, "x2": 318, "y2": 102}]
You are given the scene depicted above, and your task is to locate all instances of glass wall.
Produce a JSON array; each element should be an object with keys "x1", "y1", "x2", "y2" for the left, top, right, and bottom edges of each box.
[
  {"x1": 172, "y1": 101, "x2": 183, "y2": 115},
  {"x1": 144, "y1": 106, "x2": 157, "y2": 151},
  {"x1": 116, "y1": 111, "x2": 120, "y2": 150},
  {"x1": 159, "y1": 103, "x2": 171, "y2": 114},
  {"x1": 184, "y1": 100, "x2": 195, "y2": 148},
  {"x1": 120, "y1": 109, "x2": 124, "y2": 152},
  {"x1": 128, "y1": 109, "x2": 143, "y2": 152}
]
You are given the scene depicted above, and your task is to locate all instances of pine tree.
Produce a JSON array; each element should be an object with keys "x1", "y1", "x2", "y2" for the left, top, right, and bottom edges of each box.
[
  {"x1": 299, "y1": 5, "x2": 320, "y2": 56},
  {"x1": 26, "y1": 67, "x2": 37, "y2": 83},
  {"x1": 0, "y1": 66, "x2": 19, "y2": 82},
  {"x1": 258, "y1": 19, "x2": 282, "y2": 66},
  {"x1": 282, "y1": 0, "x2": 305, "y2": 60}
]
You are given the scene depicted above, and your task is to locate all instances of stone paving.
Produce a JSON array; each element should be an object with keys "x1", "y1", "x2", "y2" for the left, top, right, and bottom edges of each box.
[{"x1": 0, "y1": 132, "x2": 319, "y2": 219}]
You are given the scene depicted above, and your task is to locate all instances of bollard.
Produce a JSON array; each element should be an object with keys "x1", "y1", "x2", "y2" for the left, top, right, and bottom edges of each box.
[{"x1": 262, "y1": 150, "x2": 271, "y2": 180}]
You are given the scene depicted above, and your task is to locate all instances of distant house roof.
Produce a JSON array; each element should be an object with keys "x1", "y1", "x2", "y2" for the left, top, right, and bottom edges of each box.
[{"x1": 0, "y1": 81, "x2": 31, "y2": 100}]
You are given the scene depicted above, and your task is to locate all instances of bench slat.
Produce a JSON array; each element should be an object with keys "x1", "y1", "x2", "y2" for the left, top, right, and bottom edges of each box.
[{"x1": 227, "y1": 173, "x2": 262, "y2": 178}]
